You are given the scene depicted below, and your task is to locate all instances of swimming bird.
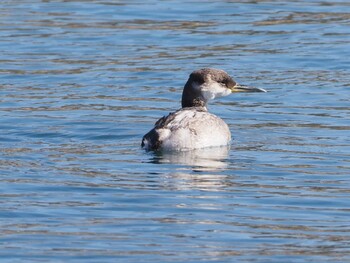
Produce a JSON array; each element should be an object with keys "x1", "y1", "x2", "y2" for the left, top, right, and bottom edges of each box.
[{"x1": 141, "y1": 68, "x2": 266, "y2": 151}]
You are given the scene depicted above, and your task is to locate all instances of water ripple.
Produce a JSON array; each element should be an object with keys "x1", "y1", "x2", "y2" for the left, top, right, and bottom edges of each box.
[{"x1": 1, "y1": 1, "x2": 350, "y2": 262}]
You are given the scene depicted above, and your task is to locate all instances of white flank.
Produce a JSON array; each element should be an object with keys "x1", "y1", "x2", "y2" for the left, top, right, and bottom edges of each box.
[{"x1": 160, "y1": 109, "x2": 231, "y2": 151}]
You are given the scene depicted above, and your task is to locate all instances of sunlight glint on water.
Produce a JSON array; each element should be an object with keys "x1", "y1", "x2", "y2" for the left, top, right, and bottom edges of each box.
[{"x1": 0, "y1": 1, "x2": 349, "y2": 262}]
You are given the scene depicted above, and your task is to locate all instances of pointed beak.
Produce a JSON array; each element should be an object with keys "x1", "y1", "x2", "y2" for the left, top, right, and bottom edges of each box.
[{"x1": 230, "y1": 83, "x2": 267, "y2": 93}]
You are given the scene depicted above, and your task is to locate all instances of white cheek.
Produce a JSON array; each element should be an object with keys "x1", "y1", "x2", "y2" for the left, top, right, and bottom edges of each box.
[{"x1": 202, "y1": 82, "x2": 231, "y2": 100}]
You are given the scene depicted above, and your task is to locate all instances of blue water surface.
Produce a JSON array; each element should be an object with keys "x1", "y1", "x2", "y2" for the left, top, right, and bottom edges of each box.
[{"x1": 0, "y1": 1, "x2": 349, "y2": 262}]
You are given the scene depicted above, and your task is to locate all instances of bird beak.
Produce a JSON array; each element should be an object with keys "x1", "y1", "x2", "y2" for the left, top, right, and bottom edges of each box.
[{"x1": 230, "y1": 83, "x2": 267, "y2": 93}]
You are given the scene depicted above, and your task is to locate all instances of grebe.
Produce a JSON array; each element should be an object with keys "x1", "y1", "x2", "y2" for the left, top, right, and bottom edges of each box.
[{"x1": 141, "y1": 68, "x2": 266, "y2": 151}]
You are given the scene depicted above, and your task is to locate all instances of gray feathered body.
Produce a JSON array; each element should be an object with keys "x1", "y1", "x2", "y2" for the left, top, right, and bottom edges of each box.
[{"x1": 141, "y1": 107, "x2": 231, "y2": 151}]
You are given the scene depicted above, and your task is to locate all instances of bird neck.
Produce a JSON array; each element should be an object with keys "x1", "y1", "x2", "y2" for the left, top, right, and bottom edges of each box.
[{"x1": 181, "y1": 82, "x2": 207, "y2": 108}]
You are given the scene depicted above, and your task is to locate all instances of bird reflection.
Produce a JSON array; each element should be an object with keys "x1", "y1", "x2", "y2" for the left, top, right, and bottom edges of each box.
[{"x1": 148, "y1": 145, "x2": 230, "y2": 172}]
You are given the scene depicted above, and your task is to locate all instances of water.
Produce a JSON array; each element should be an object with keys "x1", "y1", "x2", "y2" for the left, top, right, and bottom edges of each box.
[{"x1": 1, "y1": 1, "x2": 350, "y2": 262}]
